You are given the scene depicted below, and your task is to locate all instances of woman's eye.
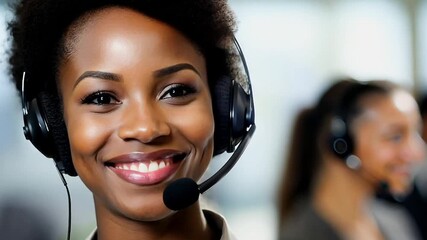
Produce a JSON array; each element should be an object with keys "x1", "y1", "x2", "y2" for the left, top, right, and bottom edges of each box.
[
  {"x1": 160, "y1": 84, "x2": 196, "y2": 99},
  {"x1": 81, "y1": 91, "x2": 121, "y2": 105},
  {"x1": 389, "y1": 134, "x2": 403, "y2": 143}
]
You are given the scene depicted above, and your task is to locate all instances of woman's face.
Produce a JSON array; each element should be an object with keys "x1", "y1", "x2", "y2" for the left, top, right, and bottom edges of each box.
[
  {"x1": 353, "y1": 90, "x2": 425, "y2": 195},
  {"x1": 58, "y1": 7, "x2": 214, "y2": 221}
]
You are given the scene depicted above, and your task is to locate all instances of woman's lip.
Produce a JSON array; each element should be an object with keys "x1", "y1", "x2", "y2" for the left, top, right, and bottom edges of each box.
[
  {"x1": 105, "y1": 150, "x2": 188, "y2": 186},
  {"x1": 108, "y1": 163, "x2": 181, "y2": 186}
]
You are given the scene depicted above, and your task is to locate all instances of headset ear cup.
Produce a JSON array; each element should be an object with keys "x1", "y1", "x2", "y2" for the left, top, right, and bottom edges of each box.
[
  {"x1": 212, "y1": 75, "x2": 254, "y2": 155},
  {"x1": 330, "y1": 136, "x2": 351, "y2": 158},
  {"x1": 329, "y1": 117, "x2": 354, "y2": 159},
  {"x1": 37, "y1": 92, "x2": 77, "y2": 176},
  {"x1": 230, "y1": 80, "x2": 250, "y2": 145},
  {"x1": 212, "y1": 76, "x2": 232, "y2": 155},
  {"x1": 24, "y1": 96, "x2": 56, "y2": 158}
]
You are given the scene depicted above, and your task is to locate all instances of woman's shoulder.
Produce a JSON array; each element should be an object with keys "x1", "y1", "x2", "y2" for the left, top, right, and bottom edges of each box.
[
  {"x1": 279, "y1": 198, "x2": 341, "y2": 240},
  {"x1": 370, "y1": 198, "x2": 422, "y2": 240}
]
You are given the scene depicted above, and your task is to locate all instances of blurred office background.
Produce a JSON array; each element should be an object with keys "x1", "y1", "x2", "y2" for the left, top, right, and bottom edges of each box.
[{"x1": 0, "y1": 0, "x2": 426, "y2": 239}]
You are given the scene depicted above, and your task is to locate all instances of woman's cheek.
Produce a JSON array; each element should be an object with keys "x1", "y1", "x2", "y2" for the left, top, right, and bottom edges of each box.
[
  {"x1": 182, "y1": 109, "x2": 215, "y2": 149},
  {"x1": 67, "y1": 116, "x2": 109, "y2": 159},
  {"x1": 191, "y1": 110, "x2": 215, "y2": 175}
]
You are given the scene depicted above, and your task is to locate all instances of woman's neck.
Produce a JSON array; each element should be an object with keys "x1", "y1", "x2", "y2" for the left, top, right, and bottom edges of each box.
[
  {"x1": 94, "y1": 201, "x2": 217, "y2": 240},
  {"x1": 313, "y1": 158, "x2": 383, "y2": 240}
]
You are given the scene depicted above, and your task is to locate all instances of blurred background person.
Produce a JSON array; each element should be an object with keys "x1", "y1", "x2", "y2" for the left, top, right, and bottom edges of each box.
[
  {"x1": 401, "y1": 92, "x2": 427, "y2": 240},
  {"x1": 377, "y1": 92, "x2": 427, "y2": 240},
  {"x1": 410, "y1": 93, "x2": 427, "y2": 239},
  {"x1": 277, "y1": 78, "x2": 425, "y2": 240}
]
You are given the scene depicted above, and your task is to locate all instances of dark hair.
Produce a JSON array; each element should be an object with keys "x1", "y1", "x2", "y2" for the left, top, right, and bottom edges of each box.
[
  {"x1": 277, "y1": 78, "x2": 396, "y2": 226},
  {"x1": 7, "y1": 0, "x2": 240, "y2": 176},
  {"x1": 7, "y1": 0, "x2": 237, "y2": 97}
]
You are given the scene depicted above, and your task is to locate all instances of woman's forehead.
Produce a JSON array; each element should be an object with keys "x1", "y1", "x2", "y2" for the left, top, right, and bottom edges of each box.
[{"x1": 353, "y1": 92, "x2": 419, "y2": 128}]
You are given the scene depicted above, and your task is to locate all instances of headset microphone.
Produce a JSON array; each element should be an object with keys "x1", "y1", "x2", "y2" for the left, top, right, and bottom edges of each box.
[{"x1": 163, "y1": 125, "x2": 255, "y2": 211}]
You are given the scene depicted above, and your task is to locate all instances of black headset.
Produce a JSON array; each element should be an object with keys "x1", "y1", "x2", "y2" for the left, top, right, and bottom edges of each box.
[
  {"x1": 328, "y1": 81, "x2": 384, "y2": 162},
  {"x1": 21, "y1": 37, "x2": 255, "y2": 177},
  {"x1": 328, "y1": 82, "x2": 368, "y2": 160},
  {"x1": 329, "y1": 113, "x2": 354, "y2": 160}
]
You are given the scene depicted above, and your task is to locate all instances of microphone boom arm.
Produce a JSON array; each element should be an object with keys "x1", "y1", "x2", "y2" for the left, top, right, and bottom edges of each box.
[{"x1": 199, "y1": 124, "x2": 255, "y2": 193}]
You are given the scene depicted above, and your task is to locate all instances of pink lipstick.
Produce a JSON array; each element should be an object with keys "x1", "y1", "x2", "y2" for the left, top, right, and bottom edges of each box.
[{"x1": 105, "y1": 151, "x2": 187, "y2": 185}]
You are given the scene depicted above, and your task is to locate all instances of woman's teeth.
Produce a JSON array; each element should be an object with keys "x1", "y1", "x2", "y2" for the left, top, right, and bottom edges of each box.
[{"x1": 114, "y1": 161, "x2": 170, "y2": 173}]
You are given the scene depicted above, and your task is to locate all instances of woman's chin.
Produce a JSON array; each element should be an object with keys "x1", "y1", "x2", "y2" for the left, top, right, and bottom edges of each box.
[
  {"x1": 121, "y1": 202, "x2": 176, "y2": 222},
  {"x1": 388, "y1": 181, "x2": 412, "y2": 198}
]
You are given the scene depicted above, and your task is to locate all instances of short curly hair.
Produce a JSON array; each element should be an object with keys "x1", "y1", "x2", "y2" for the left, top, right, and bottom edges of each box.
[
  {"x1": 7, "y1": 0, "x2": 243, "y2": 176},
  {"x1": 8, "y1": 0, "x2": 238, "y2": 97}
]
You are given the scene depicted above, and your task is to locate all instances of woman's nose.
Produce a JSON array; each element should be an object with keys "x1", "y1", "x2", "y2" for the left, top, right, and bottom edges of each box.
[{"x1": 118, "y1": 102, "x2": 171, "y2": 144}]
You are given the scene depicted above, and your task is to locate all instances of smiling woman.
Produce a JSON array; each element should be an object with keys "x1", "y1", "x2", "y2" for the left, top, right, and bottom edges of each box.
[
  {"x1": 277, "y1": 78, "x2": 425, "y2": 240},
  {"x1": 7, "y1": 1, "x2": 254, "y2": 240},
  {"x1": 61, "y1": 8, "x2": 215, "y2": 224}
]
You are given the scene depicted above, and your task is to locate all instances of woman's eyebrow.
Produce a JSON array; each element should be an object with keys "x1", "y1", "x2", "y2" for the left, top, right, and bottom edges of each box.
[
  {"x1": 74, "y1": 71, "x2": 121, "y2": 89},
  {"x1": 153, "y1": 63, "x2": 200, "y2": 78},
  {"x1": 73, "y1": 64, "x2": 199, "y2": 89}
]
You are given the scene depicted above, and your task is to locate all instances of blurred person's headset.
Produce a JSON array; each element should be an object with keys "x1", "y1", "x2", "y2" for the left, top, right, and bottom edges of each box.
[{"x1": 328, "y1": 81, "x2": 383, "y2": 169}]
